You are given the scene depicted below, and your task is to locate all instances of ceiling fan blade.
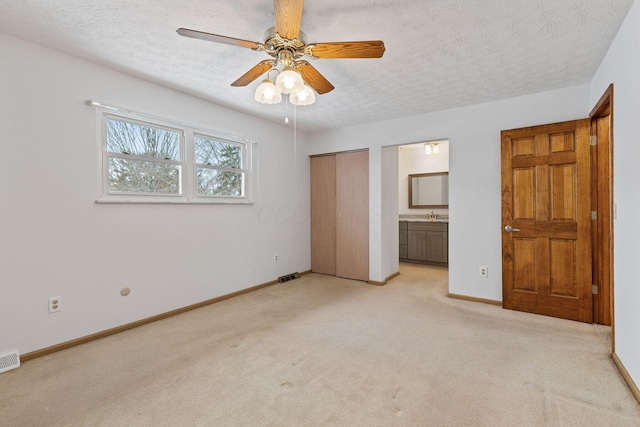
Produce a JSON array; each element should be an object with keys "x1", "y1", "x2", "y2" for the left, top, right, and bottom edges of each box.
[
  {"x1": 307, "y1": 41, "x2": 386, "y2": 58},
  {"x1": 296, "y1": 61, "x2": 334, "y2": 94},
  {"x1": 231, "y1": 60, "x2": 275, "y2": 87},
  {"x1": 274, "y1": 0, "x2": 304, "y2": 40},
  {"x1": 177, "y1": 28, "x2": 263, "y2": 50}
]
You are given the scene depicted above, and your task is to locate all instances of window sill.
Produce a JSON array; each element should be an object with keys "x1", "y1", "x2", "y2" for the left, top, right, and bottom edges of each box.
[{"x1": 95, "y1": 197, "x2": 254, "y2": 205}]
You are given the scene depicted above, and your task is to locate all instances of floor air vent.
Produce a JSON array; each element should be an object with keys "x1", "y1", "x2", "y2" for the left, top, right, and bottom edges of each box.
[
  {"x1": 0, "y1": 350, "x2": 20, "y2": 374},
  {"x1": 278, "y1": 272, "x2": 301, "y2": 283}
]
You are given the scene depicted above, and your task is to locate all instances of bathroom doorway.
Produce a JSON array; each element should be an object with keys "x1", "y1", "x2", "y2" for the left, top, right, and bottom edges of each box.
[
  {"x1": 392, "y1": 140, "x2": 450, "y2": 282},
  {"x1": 398, "y1": 141, "x2": 449, "y2": 223}
]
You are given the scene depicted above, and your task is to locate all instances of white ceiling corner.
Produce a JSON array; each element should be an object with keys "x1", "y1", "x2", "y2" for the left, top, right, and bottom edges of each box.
[{"x1": 0, "y1": 0, "x2": 634, "y2": 133}]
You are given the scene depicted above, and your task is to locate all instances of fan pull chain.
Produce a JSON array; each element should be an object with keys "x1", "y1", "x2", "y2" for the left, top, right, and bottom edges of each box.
[
  {"x1": 284, "y1": 98, "x2": 289, "y2": 124},
  {"x1": 293, "y1": 103, "x2": 297, "y2": 169}
]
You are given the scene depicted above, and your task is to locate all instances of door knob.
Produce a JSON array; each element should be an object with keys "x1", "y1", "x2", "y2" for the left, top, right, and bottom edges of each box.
[{"x1": 504, "y1": 225, "x2": 520, "y2": 232}]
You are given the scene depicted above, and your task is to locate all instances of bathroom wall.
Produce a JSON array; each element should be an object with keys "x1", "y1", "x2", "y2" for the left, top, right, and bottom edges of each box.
[{"x1": 398, "y1": 140, "x2": 449, "y2": 216}]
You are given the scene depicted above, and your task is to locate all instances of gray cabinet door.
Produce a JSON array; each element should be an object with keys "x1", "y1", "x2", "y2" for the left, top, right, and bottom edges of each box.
[
  {"x1": 399, "y1": 227, "x2": 408, "y2": 259},
  {"x1": 426, "y1": 230, "x2": 448, "y2": 264},
  {"x1": 407, "y1": 230, "x2": 427, "y2": 261},
  {"x1": 399, "y1": 229, "x2": 408, "y2": 245},
  {"x1": 399, "y1": 221, "x2": 408, "y2": 259},
  {"x1": 399, "y1": 244, "x2": 408, "y2": 259},
  {"x1": 402, "y1": 221, "x2": 448, "y2": 266}
]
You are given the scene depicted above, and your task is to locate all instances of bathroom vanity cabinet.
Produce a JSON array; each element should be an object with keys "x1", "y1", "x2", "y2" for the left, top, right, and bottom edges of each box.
[{"x1": 399, "y1": 221, "x2": 448, "y2": 267}]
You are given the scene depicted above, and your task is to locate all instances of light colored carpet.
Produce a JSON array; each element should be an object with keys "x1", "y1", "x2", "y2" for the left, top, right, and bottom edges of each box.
[{"x1": 1, "y1": 263, "x2": 639, "y2": 426}]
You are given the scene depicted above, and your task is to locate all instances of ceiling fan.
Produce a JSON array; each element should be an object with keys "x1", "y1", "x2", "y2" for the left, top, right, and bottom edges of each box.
[{"x1": 177, "y1": 0, "x2": 385, "y2": 104}]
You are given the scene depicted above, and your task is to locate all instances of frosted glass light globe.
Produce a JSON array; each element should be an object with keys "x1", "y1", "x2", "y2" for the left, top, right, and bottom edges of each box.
[
  {"x1": 289, "y1": 84, "x2": 316, "y2": 106},
  {"x1": 254, "y1": 79, "x2": 282, "y2": 104},
  {"x1": 275, "y1": 68, "x2": 304, "y2": 94}
]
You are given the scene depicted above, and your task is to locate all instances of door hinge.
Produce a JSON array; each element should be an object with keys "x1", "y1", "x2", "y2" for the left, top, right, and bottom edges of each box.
[
  {"x1": 592, "y1": 285, "x2": 598, "y2": 295},
  {"x1": 591, "y1": 210, "x2": 597, "y2": 220},
  {"x1": 590, "y1": 135, "x2": 597, "y2": 146}
]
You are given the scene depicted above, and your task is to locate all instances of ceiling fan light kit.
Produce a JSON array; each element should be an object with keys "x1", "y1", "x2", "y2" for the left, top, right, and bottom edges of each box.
[
  {"x1": 289, "y1": 84, "x2": 316, "y2": 106},
  {"x1": 254, "y1": 78, "x2": 282, "y2": 104},
  {"x1": 254, "y1": 66, "x2": 315, "y2": 106},
  {"x1": 275, "y1": 67, "x2": 305, "y2": 94},
  {"x1": 177, "y1": 0, "x2": 385, "y2": 107}
]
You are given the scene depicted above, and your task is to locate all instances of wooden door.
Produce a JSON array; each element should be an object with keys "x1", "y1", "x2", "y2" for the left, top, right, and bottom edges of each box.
[
  {"x1": 501, "y1": 119, "x2": 592, "y2": 322},
  {"x1": 336, "y1": 151, "x2": 369, "y2": 281},
  {"x1": 310, "y1": 155, "x2": 336, "y2": 275}
]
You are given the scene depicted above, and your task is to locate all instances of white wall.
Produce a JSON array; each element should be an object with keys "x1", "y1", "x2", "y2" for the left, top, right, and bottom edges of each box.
[
  {"x1": 590, "y1": 0, "x2": 640, "y2": 392},
  {"x1": 308, "y1": 84, "x2": 589, "y2": 295},
  {"x1": 398, "y1": 142, "x2": 449, "y2": 216},
  {"x1": 3, "y1": 3, "x2": 637, "y2": 393},
  {"x1": 0, "y1": 34, "x2": 310, "y2": 355},
  {"x1": 381, "y1": 146, "x2": 399, "y2": 279}
]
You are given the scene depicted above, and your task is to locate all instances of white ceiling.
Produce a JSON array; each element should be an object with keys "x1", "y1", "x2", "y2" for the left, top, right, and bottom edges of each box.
[{"x1": 0, "y1": 1, "x2": 633, "y2": 133}]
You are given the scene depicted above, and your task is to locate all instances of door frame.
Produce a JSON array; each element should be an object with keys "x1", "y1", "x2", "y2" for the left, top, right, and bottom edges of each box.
[{"x1": 589, "y1": 84, "x2": 615, "y2": 341}]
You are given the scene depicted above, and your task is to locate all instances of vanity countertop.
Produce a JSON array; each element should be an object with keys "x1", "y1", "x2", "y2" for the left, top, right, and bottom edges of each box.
[
  {"x1": 402, "y1": 218, "x2": 449, "y2": 223},
  {"x1": 399, "y1": 215, "x2": 448, "y2": 223}
]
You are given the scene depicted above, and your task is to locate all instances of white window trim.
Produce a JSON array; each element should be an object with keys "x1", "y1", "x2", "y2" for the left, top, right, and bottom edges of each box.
[{"x1": 94, "y1": 106, "x2": 254, "y2": 204}]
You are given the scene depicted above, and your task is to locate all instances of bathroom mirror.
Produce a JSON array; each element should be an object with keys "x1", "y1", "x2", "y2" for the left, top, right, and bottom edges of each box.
[{"x1": 409, "y1": 172, "x2": 449, "y2": 208}]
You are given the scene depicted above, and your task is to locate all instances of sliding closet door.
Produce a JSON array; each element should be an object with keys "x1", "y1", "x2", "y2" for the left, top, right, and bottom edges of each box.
[
  {"x1": 310, "y1": 155, "x2": 336, "y2": 275},
  {"x1": 336, "y1": 151, "x2": 369, "y2": 281}
]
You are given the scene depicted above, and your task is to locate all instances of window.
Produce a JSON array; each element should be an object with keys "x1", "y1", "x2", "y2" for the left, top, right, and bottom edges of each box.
[
  {"x1": 98, "y1": 110, "x2": 253, "y2": 203},
  {"x1": 194, "y1": 135, "x2": 244, "y2": 197},
  {"x1": 106, "y1": 117, "x2": 182, "y2": 196}
]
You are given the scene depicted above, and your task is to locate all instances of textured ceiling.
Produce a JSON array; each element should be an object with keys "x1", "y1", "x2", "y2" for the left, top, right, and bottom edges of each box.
[{"x1": 0, "y1": 1, "x2": 634, "y2": 133}]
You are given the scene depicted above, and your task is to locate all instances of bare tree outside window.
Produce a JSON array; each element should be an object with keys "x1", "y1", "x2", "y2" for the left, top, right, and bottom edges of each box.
[
  {"x1": 106, "y1": 118, "x2": 181, "y2": 194},
  {"x1": 195, "y1": 136, "x2": 243, "y2": 197},
  {"x1": 99, "y1": 112, "x2": 251, "y2": 202}
]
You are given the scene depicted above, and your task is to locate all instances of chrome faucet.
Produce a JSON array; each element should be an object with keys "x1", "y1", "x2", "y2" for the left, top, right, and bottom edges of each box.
[{"x1": 430, "y1": 210, "x2": 436, "y2": 220}]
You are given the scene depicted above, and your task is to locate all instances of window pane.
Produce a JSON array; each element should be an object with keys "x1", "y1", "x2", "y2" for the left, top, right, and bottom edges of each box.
[
  {"x1": 197, "y1": 168, "x2": 243, "y2": 197},
  {"x1": 194, "y1": 137, "x2": 242, "y2": 168},
  {"x1": 109, "y1": 157, "x2": 181, "y2": 194},
  {"x1": 106, "y1": 118, "x2": 180, "y2": 161}
]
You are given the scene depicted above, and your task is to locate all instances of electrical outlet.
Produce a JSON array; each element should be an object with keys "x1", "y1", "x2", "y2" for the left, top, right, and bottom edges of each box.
[
  {"x1": 273, "y1": 253, "x2": 279, "y2": 263},
  {"x1": 479, "y1": 266, "x2": 488, "y2": 278},
  {"x1": 48, "y1": 296, "x2": 62, "y2": 313}
]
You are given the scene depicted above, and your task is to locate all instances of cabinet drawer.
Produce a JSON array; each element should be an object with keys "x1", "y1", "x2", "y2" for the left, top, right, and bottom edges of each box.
[{"x1": 407, "y1": 222, "x2": 448, "y2": 232}]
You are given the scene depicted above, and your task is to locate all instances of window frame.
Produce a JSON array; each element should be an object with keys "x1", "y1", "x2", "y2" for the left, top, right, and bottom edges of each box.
[
  {"x1": 96, "y1": 108, "x2": 254, "y2": 204},
  {"x1": 192, "y1": 133, "x2": 248, "y2": 200}
]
